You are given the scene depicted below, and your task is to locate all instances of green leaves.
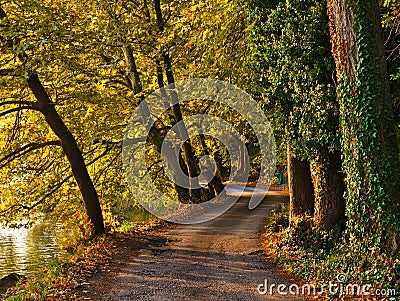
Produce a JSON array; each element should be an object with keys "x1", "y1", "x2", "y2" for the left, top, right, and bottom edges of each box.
[{"x1": 247, "y1": 0, "x2": 339, "y2": 161}]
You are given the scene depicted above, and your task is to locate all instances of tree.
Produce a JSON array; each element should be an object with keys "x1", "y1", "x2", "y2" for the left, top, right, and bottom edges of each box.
[
  {"x1": 154, "y1": 0, "x2": 203, "y2": 201},
  {"x1": 247, "y1": 0, "x2": 345, "y2": 230},
  {"x1": 326, "y1": 0, "x2": 400, "y2": 252},
  {"x1": 0, "y1": 0, "x2": 256, "y2": 231},
  {"x1": 382, "y1": 0, "x2": 400, "y2": 127},
  {"x1": 0, "y1": 5, "x2": 105, "y2": 234},
  {"x1": 98, "y1": 0, "x2": 253, "y2": 204}
]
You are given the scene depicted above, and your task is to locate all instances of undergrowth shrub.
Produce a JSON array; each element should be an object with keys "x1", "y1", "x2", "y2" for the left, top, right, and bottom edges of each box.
[{"x1": 263, "y1": 203, "x2": 400, "y2": 299}]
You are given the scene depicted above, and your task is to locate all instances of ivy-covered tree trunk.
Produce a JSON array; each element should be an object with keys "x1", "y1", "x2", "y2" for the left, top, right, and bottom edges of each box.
[
  {"x1": 312, "y1": 151, "x2": 345, "y2": 231},
  {"x1": 246, "y1": 0, "x2": 345, "y2": 230},
  {"x1": 327, "y1": 0, "x2": 400, "y2": 252},
  {"x1": 287, "y1": 145, "x2": 315, "y2": 225}
]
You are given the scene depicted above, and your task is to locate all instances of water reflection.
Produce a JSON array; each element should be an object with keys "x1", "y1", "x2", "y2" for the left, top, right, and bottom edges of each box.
[
  {"x1": 0, "y1": 221, "x2": 64, "y2": 279},
  {"x1": 0, "y1": 209, "x2": 153, "y2": 279}
]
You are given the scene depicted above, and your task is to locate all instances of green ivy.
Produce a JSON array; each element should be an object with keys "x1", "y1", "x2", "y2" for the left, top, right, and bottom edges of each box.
[
  {"x1": 336, "y1": 0, "x2": 400, "y2": 256},
  {"x1": 246, "y1": 0, "x2": 340, "y2": 167}
]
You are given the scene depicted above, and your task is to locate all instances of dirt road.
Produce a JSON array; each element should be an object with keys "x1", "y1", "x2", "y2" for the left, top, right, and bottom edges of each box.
[{"x1": 80, "y1": 194, "x2": 305, "y2": 301}]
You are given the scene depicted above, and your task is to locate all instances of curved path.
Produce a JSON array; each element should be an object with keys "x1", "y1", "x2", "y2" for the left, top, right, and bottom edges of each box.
[{"x1": 82, "y1": 190, "x2": 305, "y2": 301}]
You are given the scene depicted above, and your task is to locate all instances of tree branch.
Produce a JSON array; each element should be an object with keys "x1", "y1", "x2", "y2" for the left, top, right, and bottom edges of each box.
[
  {"x1": 0, "y1": 100, "x2": 37, "y2": 107},
  {"x1": 93, "y1": 151, "x2": 121, "y2": 184},
  {"x1": 0, "y1": 106, "x2": 41, "y2": 118},
  {"x1": 0, "y1": 7, "x2": 6, "y2": 20},
  {"x1": 0, "y1": 175, "x2": 72, "y2": 216},
  {"x1": 27, "y1": 175, "x2": 73, "y2": 211},
  {"x1": 122, "y1": 136, "x2": 147, "y2": 146},
  {"x1": 27, "y1": 144, "x2": 119, "y2": 209},
  {"x1": 0, "y1": 142, "x2": 118, "y2": 216},
  {"x1": 0, "y1": 68, "x2": 15, "y2": 76},
  {"x1": 0, "y1": 203, "x2": 27, "y2": 216},
  {"x1": 0, "y1": 140, "x2": 62, "y2": 168}
]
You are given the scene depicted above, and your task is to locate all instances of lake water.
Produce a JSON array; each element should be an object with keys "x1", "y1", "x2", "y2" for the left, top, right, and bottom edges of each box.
[
  {"x1": 0, "y1": 221, "x2": 65, "y2": 279},
  {"x1": 0, "y1": 210, "x2": 153, "y2": 280}
]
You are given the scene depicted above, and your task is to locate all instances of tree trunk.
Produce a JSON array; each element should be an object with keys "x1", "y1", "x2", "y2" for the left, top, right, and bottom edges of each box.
[
  {"x1": 163, "y1": 54, "x2": 202, "y2": 201},
  {"x1": 155, "y1": 61, "x2": 192, "y2": 202},
  {"x1": 123, "y1": 46, "x2": 191, "y2": 203},
  {"x1": 27, "y1": 74, "x2": 105, "y2": 235},
  {"x1": 236, "y1": 142, "x2": 248, "y2": 179},
  {"x1": 312, "y1": 151, "x2": 345, "y2": 231},
  {"x1": 199, "y1": 134, "x2": 224, "y2": 196},
  {"x1": 327, "y1": 0, "x2": 400, "y2": 252},
  {"x1": 287, "y1": 145, "x2": 315, "y2": 226},
  {"x1": 154, "y1": 0, "x2": 202, "y2": 201}
]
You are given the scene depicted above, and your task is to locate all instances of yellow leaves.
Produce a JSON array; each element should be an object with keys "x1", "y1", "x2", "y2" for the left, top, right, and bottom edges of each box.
[
  {"x1": 121, "y1": 108, "x2": 131, "y2": 115},
  {"x1": 184, "y1": 41, "x2": 192, "y2": 52},
  {"x1": 190, "y1": 4, "x2": 200, "y2": 12},
  {"x1": 157, "y1": 37, "x2": 165, "y2": 44},
  {"x1": 86, "y1": 107, "x2": 95, "y2": 116},
  {"x1": 181, "y1": 8, "x2": 192, "y2": 19}
]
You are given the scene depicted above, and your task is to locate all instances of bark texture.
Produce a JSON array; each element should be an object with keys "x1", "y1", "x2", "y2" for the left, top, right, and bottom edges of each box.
[
  {"x1": 287, "y1": 145, "x2": 314, "y2": 225},
  {"x1": 312, "y1": 152, "x2": 345, "y2": 231}
]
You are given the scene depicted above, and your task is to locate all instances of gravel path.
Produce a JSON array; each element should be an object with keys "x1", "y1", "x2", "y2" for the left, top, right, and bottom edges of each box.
[{"x1": 90, "y1": 194, "x2": 306, "y2": 301}]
